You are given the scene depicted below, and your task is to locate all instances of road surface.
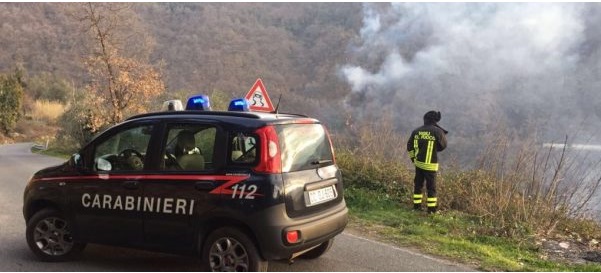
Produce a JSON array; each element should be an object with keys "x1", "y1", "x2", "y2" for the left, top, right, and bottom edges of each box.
[{"x1": 0, "y1": 143, "x2": 474, "y2": 271}]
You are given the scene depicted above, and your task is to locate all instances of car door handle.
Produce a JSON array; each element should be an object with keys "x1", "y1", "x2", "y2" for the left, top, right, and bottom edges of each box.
[
  {"x1": 122, "y1": 181, "x2": 139, "y2": 190},
  {"x1": 195, "y1": 181, "x2": 215, "y2": 191}
]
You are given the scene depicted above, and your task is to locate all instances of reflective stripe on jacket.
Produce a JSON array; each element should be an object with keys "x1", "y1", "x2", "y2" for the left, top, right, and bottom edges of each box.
[{"x1": 407, "y1": 124, "x2": 447, "y2": 171}]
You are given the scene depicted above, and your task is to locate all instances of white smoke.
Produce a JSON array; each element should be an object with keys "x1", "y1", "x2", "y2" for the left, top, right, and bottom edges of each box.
[{"x1": 341, "y1": 3, "x2": 600, "y2": 144}]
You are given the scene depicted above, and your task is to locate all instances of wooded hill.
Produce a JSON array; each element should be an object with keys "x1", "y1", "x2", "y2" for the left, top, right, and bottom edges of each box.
[
  {"x1": 6, "y1": 3, "x2": 599, "y2": 163},
  {"x1": 0, "y1": 3, "x2": 362, "y2": 124}
]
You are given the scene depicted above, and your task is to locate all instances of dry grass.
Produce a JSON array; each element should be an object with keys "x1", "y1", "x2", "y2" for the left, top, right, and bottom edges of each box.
[
  {"x1": 337, "y1": 117, "x2": 601, "y2": 241},
  {"x1": 438, "y1": 128, "x2": 601, "y2": 239},
  {"x1": 334, "y1": 112, "x2": 408, "y2": 164},
  {"x1": 31, "y1": 100, "x2": 66, "y2": 124}
]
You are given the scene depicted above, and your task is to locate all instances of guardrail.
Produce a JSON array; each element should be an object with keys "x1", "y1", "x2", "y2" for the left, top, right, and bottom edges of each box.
[
  {"x1": 31, "y1": 139, "x2": 49, "y2": 150},
  {"x1": 542, "y1": 143, "x2": 601, "y2": 151}
]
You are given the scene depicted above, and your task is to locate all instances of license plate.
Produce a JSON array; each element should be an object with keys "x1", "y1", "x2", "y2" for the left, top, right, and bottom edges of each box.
[{"x1": 306, "y1": 186, "x2": 337, "y2": 207}]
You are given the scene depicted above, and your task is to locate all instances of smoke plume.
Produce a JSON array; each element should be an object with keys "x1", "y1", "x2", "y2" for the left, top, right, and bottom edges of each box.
[{"x1": 341, "y1": 3, "x2": 601, "y2": 146}]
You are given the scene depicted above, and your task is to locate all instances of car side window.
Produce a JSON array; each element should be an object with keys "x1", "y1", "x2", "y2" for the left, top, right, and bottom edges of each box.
[
  {"x1": 230, "y1": 132, "x2": 257, "y2": 164},
  {"x1": 162, "y1": 124, "x2": 216, "y2": 171},
  {"x1": 93, "y1": 125, "x2": 154, "y2": 172}
]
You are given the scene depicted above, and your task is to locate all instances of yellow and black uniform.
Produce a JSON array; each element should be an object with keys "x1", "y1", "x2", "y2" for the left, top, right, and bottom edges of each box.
[{"x1": 407, "y1": 111, "x2": 447, "y2": 213}]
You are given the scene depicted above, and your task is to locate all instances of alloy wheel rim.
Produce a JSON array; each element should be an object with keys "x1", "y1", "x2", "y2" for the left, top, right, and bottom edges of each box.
[
  {"x1": 209, "y1": 237, "x2": 249, "y2": 272},
  {"x1": 32, "y1": 217, "x2": 74, "y2": 256}
]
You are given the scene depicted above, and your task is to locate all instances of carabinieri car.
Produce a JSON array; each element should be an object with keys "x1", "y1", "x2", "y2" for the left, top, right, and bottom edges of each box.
[{"x1": 23, "y1": 97, "x2": 348, "y2": 271}]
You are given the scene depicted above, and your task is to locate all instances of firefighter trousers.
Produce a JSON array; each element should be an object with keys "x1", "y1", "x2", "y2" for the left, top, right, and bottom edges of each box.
[{"x1": 413, "y1": 167, "x2": 437, "y2": 213}]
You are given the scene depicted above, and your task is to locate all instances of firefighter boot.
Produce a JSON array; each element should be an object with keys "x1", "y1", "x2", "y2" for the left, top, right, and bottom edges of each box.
[
  {"x1": 427, "y1": 206, "x2": 438, "y2": 214},
  {"x1": 413, "y1": 204, "x2": 422, "y2": 211}
]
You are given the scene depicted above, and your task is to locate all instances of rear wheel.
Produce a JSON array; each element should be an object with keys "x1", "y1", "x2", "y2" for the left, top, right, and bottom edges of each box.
[
  {"x1": 202, "y1": 227, "x2": 268, "y2": 272},
  {"x1": 299, "y1": 239, "x2": 334, "y2": 259},
  {"x1": 26, "y1": 209, "x2": 86, "y2": 262}
]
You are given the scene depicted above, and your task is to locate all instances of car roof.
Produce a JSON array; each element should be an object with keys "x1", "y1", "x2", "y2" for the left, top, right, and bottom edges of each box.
[{"x1": 126, "y1": 110, "x2": 320, "y2": 127}]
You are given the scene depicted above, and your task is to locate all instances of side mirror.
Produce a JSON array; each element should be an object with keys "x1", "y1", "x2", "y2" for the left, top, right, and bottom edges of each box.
[
  {"x1": 69, "y1": 153, "x2": 83, "y2": 169},
  {"x1": 96, "y1": 158, "x2": 112, "y2": 171}
]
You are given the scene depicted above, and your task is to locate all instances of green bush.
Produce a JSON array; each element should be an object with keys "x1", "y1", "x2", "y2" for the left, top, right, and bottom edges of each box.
[
  {"x1": 27, "y1": 73, "x2": 73, "y2": 103},
  {"x1": 55, "y1": 91, "x2": 103, "y2": 151},
  {"x1": 337, "y1": 149, "x2": 411, "y2": 203},
  {"x1": 0, "y1": 71, "x2": 25, "y2": 134}
]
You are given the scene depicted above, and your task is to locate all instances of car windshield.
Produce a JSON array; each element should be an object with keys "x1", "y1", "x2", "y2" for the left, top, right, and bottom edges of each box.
[{"x1": 276, "y1": 124, "x2": 333, "y2": 172}]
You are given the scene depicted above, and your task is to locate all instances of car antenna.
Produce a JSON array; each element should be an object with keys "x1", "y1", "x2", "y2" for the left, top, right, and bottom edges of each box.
[{"x1": 274, "y1": 94, "x2": 283, "y2": 115}]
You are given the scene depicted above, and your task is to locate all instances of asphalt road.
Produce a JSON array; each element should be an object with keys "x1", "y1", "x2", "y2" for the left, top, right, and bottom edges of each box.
[{"x1": 0, "y1": 143, "x2": 474, "y2": 272}]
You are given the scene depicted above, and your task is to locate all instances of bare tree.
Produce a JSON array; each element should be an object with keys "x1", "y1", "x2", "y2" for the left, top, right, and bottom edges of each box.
[{"x1": 71, "y1": 3, "x2": 164, "y2": 131}]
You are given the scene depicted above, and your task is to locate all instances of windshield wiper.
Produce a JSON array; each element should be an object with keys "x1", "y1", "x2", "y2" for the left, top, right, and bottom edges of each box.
[{"x1": 311, "y1": 159, "x2": 333, "y2": 165}]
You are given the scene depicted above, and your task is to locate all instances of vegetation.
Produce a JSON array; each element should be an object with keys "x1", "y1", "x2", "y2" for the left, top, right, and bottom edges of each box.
[
  {"x1": 30, "y1": 100, "x2": 66, "y2": 124},
  {"x1": 336, "y1": 119, "x2": 601, "y2": 271},
  {"x1": 27, "y1": 72, "x2": 73, "y2": 103},
  {"x1": 340, "y1": 151, "x2": 601, "y2": 271},
  {"x1": 345, "y1": 188, "x2": 601, "y2": 271},
  {"x1": 70, "y1": 3, "x2": 165, "y2": 132},
  {"x1": 0, "y1": 69, "x2": 25, "y2": 134},
  {"x1": 0, "y1": 3, "x2": 361, "y2": 121},
  {"x1": 3, "y1": 3, "x2": 601, "y2": 271}
]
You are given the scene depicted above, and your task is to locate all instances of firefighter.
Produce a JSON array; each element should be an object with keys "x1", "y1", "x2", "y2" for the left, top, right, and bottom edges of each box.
[{"x1": 407, "y1": 111, "x2": 447, "y2": 213}]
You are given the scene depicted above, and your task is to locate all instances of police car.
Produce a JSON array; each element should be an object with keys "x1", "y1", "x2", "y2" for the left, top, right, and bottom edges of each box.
[{"x1": 22, "y1": 96, "x2": 348, "y2": 271}]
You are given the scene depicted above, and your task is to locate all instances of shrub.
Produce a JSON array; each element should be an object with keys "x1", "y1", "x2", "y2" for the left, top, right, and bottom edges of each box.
[
  {"x1": 336, "y1": 119, "x2": 601, "y2": 240},
  {"x1": 337, "y1": 149, "x2": 411, "y2": 203},
  {"x1": 0, "y1": 72, "x2": 25, "y2": 134},
  {"x1": 27, "y1": 73, "x2": 73, "y2": 103},
  {"x1": 55, "y1": 91, "x2": 103, "y2": 151},
  {"x1": 439, "y1": 133, "x2": 601, "y2": 239}
]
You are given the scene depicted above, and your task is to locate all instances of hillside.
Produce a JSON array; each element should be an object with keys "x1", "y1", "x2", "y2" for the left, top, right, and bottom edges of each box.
[
  {"x1": 5, "y1": 3, "x2": 601, "y2": 270},
  {"x1": 0, "y1": 3, "x2": 361, "y2": 122},
  {"x1": 4, "y1": 3, "x2": 601, "y2": 154}
]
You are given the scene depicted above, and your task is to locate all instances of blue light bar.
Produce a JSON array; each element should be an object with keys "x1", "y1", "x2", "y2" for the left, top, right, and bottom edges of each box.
[
  {"x1": 228, "y1": 98, "x2": 250, "y2": 112},
  {"x1": 186, "y1": 94, "x2": 211, "y2": 111}
]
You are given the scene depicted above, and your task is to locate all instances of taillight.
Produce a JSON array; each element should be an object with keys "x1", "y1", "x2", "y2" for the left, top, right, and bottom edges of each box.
[
  {"x1": 324, "y1": 127, "x2": 336, "y2": 164},
  {"x1": 254, "y1": 125, "x2": 282, "y2": 174},
  {"x1": 286, "y1": 230, "x2": 300, "y2": 244}
]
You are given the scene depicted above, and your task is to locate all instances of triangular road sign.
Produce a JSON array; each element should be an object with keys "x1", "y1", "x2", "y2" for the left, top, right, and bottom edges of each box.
[{"x1": 245, "y1": 78, "x2": 275, "y2": 112}]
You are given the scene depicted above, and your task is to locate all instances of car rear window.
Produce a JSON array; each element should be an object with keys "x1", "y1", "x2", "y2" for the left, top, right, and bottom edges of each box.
[
  {"x1": 229, "y1": 132, "x2": 258, "y2": 164},
  {"x1": 276, "y1": 124, "x2": 334, "y2": 172}
]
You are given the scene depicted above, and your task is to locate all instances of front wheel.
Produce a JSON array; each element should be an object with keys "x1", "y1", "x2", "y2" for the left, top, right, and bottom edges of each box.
[
  {"x1": 299, "y1": 239, "x2": 334, "y2": 259},
  {"x1": 201, "y1": 227, "x2": 268, "y2": 272},
  {"x1": 26, "y1": 209, "x2": 86, "y2": 262}
]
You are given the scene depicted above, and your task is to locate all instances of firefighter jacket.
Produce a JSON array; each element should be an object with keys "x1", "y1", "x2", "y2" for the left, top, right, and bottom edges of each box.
[{"x1": 407, "y1": 123, "x2": 447, "y2": 171}]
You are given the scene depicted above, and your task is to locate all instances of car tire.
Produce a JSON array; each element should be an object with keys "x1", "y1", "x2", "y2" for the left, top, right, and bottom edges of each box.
[
  {"x1": 299, "y1": 239, "x2": 334, "y2": 259},
  {"x1": 26, "y1": 208, "x2": 86, "y2": 262},
  {"x1": 201, "y1": 227, "x2": 268, "y2": 272}
]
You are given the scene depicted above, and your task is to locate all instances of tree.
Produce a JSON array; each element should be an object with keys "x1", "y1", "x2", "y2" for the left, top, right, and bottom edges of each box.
[
  {"x1": 0, "y1": 69, "x2": 25, "y2": 134},
  {"x1": 56, "y1": 90, "x2": 96, "y2": 149},
  {"x1": 27, "y1": 72, "x2": 73, "y2": 103},
  {"x1": 72, "y1": 3, "x2": 165, "y2": 132}
]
